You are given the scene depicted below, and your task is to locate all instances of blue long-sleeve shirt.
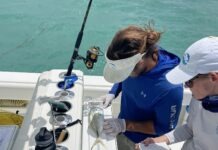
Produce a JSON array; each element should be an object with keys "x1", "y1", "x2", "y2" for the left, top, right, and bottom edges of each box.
[{"x1": 109, "y1": 48, "x2": 183, "y2": 143}]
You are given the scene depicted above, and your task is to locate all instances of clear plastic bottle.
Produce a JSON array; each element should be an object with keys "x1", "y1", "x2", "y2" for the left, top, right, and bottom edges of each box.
[
  {"x1": 88, "y1": 106, "x2": 107, "y2": 150},
  {"x1": 88, "y1": 106, "x2": 104, "y2": 127}
]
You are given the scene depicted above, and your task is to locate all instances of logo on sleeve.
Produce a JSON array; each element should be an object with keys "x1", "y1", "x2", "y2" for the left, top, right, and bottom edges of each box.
[
  {"x1": 140, "y1": 91, "x2": 147, "y2": 98},
  {"x1": 169, "y1": 105, "x2": 177, "y2": 129}
]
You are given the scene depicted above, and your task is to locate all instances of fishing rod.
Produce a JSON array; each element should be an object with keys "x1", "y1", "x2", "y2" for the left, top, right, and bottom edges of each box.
[{"x1": 66, "y1": 0, "x2": 102, "y2": 76}]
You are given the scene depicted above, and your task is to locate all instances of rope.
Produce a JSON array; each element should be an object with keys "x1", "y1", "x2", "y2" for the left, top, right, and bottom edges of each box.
[{"x1": 0, "y1": 99, "x2": 28, "y2": 107}]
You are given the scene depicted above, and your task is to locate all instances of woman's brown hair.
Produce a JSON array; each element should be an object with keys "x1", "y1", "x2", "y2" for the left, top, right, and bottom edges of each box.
[{"x1": 107, "y1": 23, "x2": 162, "y2": 60}]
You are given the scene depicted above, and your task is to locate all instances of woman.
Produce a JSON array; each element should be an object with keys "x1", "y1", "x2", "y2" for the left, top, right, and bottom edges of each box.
[{"x1": 99, "y1": 24, "x2": 183, "y2": 150}]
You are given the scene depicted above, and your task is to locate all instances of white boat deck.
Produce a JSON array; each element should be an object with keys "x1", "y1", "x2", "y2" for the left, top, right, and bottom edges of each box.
[{"x1": 0, "y1": 71, "x2": 192, "y2": 150}]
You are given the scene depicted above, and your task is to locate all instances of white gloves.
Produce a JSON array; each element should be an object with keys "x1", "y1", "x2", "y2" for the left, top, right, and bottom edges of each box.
[
  {"x1": 102, "y1": 118, "x2": 126, "y2": 140},
  {"x1": 98, "y1": 94, "x2": 115, "y2": 108}
]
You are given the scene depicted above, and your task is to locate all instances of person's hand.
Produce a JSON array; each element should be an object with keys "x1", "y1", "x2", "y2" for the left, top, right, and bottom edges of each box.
[
  {"x1": 97, "y1": 94, "x2": 115, "y2": 108},
  {"x1": 141, "y1": 136, "x2": 169, "y2": 146},
  {"x1": 139, "y1": 137, "x2": 156, "y2": 146},
  {"x1": 101, "y1": 118, "x2": 126, "y2": 140},
  {"x1": 135, "y1": 143, "x2": 141, "y2": 150},
  {"x1": 135, "y1": 138, "x2": 157, "y2": 150},
  {"x1": 135, "y1": 138, "x2": 156, "y2": 150},
  {"x1": 135, "y1": 136, "x2": 170, "y2": 149}
]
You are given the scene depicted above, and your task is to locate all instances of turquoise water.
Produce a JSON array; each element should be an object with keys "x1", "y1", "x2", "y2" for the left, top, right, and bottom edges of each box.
[{"x1": 0, "y1": 0, "x2": 218, "y2": 75}]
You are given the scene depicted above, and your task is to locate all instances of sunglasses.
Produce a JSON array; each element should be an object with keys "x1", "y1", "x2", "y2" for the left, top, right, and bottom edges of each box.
[{"x1": 185, "y1": 74, "x2": 208, "y2": 88}]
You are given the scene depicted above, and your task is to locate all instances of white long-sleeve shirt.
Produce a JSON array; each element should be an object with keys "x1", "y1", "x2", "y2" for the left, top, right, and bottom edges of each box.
[{"x1": 165, "y1": 98, "x2": 218, "y2": 150}]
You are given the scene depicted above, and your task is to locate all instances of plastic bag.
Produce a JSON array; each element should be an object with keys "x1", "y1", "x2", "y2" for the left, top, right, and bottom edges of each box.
[{"x1": 87, "y1": 106, "x2": 107, "y2": 150}]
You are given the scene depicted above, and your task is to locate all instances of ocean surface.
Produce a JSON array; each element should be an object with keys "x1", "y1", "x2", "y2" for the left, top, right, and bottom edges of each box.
[{"x1": 0, "y1": 0, "x2": 218, "y2": 76}]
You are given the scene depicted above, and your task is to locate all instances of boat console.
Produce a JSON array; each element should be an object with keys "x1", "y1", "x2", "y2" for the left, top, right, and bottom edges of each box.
[{"x1": 12, "y1": 69, "x2": 117, "y2": 150}]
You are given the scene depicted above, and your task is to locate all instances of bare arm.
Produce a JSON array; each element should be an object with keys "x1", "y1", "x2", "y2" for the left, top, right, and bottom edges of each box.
[{"x1": 126, "y1": 120, "x2": 156, "y2": 135}]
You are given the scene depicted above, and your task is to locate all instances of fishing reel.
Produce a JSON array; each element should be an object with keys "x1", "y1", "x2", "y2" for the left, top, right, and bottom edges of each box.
[
  {"x1": 78, "y1": 46, "x2": 103, "y2": 69},
  {"x1": 85, "y1": 46, "x2": 101, "y2": 69}
]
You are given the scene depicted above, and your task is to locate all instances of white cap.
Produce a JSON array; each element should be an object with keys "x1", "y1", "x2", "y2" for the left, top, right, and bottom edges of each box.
[
  {"x1": 103, "y1": 53, "x2": 145, "y2": 83},
  {"x1": 166, "y1": 36, "x2": 218, "y2": 84}
]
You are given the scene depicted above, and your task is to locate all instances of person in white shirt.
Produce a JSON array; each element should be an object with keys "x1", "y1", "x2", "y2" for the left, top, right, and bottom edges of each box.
[{"x1": 135, "y1": 36, "x2": 218, "y2": 150}]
